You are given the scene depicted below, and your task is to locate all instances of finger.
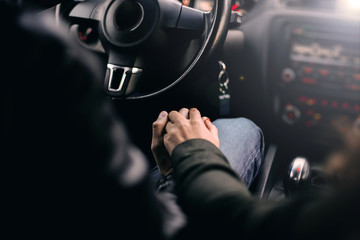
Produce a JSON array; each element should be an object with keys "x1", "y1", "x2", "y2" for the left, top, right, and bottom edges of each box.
[
  {"x1": 152, "y1": 111, "x2": 168, "y2": 139},
  {"x1": 165, "y1": 121, "x2": 175, "y2": 134},
  {"x1": 202, "y1": 116, "x2": 211, "y2": 130},
  {"x1": 168, "y1": 110, "x2": 184, "y2": 124},
  {"x1": 189, "y1": 108, "x2": 201, "y2": 120},
  {"x1": 204, "y1": 118, "x2": 218, "y2": 136},
  {"x1": 179, "y1": 108, "x2": 190, "y2": 119},
  {"x1": 202, "y1": 116, "x2": 210, "y2": 125}
]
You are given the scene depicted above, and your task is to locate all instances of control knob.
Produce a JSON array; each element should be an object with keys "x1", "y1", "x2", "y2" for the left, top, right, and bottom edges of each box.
[
  {"x1": 282, "y1": 104, "x2": 301, "y2": 125},
  {"x1": 281, "y1": 68, "x2": 296, "y2": 83}
]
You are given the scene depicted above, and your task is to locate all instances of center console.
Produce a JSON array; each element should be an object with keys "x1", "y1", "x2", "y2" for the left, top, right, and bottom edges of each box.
[{"x1": 268, "y1": 18, "x2": 360, "y2": 143}]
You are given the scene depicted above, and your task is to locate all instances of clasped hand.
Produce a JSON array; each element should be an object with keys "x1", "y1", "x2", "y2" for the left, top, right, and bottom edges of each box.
[{"x1": 151, "y1": 108, "x2": 219, "y2": 176}]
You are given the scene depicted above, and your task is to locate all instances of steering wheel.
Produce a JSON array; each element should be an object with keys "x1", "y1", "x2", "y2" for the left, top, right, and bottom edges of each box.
[{"x1": 57, "y1": 0, "x2": 232, "y2": 99}]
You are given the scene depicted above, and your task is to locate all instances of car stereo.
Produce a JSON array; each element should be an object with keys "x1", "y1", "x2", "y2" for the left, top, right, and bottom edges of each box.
[
  {"x1": 270, "y1": 22, "x2": 360, "y2": 140},
  {"x1": 286, "y1": 26, "x2": 360, "y2": 90}
]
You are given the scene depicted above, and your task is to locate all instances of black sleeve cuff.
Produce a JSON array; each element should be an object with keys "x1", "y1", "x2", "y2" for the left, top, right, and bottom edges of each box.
[{"x1": 155, "y1": 173, "x2": 176, "y2": 193}]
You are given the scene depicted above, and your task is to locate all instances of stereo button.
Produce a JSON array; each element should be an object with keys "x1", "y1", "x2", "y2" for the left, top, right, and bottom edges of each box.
[
  {"x1": 319, "y1": 69, "x2": 329, "y2": 76},
  {"x1": 354, "y1": 74, "x2": 360, "y2": 81},
  {"x1": 303, "y1": 67, "x2": 313, "y2": 74},
  {"x1": 282, "y1": 68, "x2": 296, "y2": 83},
  {"x1": 282, "y1": 104, "x2": 301, "y2": 125}
]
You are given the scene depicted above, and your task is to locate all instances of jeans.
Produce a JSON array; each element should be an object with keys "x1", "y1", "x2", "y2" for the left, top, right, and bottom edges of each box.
[
  {"x1": 150, "y1": 117, "x2": 265, "y2": 188},
  {"x1": 150, "y1": 117, "x2": 265, "y2": 238},
  {"x1": 213, "y1": 117, "x2": 264, "y2": 187}
]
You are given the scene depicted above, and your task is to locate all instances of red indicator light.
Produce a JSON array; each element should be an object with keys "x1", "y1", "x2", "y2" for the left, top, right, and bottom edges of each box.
[
  {"x1": 78, "y1": 32, "x2": 87, "y2": 41},
  {"x1": 232, "y1": 4, "x2": 239, "y2": 11},
  {"x1": 303, "y1": 67, "x2": 313, "y2": 74},
  {"x1": 182, "y1": 0, "x2": 191, "y2": 6},
  {"x1": 296, "y1": 167, "x2": 300, "y2": 172},
  {"x1": 342, "y1": 102, "x2": 350, "y2": 109},
  {"x1": 354, "y1": 74, "x2": 360, "y2": 81},
  {"x1": 307, "y1": 98, "x2": 316, "y2": 106},
  {"x1": 301, "y1": 77, "x2": 317, "y2": 85},
  {"x1": 307, "y1": 110, "x2": 315, "y2": 116},
  {"x1": 354, "y1": 105, "x2": 360, "y2": 112},
  {"x1": 288, "y1": 112, "x2": 295, "y2": 119},
  {"x1": 346, "y1": 84, "x2": 360, "y2": 91},
  {"x1": 331, "y1": 101, "x2": 339, "y2": 108},
  {"x1": 314, "y1": 113, "x2": 322, "y2": 121},
  {"x1": 321, "y1": 99, "x2": 328, "y2": 106},
  {"x1": 78, "y1": 28, "x2": 94, "y2": 42},
  {"x1": 320, "y1": 69, "x2": 329, "y2": 76},
  {"x1": 299, "y1": 96, "x2": 307, "y2": 103}
]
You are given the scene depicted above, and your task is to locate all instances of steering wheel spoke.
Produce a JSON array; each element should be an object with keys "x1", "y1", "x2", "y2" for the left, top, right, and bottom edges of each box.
[
  {"x1": 175, "y1": 6, "x2": 205, "y2": 36},
  {"x1": 159, "y1": 0, "x2": 205, "y2": 39},
  {"x1": 68, "y1": 1, "x2": 101, "y2": 21},
  {"x1": 104, "y1": 50, "x2": 143, "y2": 97},
  {"x1": 105, "y1": 63, "x2": 143, "y2": 97}
]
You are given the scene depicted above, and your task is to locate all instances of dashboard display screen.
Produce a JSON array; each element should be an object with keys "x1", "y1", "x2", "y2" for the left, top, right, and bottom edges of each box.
[{"x1": 290, "y1": 27, "x2": 360, "y2": 69}]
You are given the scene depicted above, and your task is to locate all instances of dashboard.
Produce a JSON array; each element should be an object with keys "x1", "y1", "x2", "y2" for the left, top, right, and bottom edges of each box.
[
  {"x1": 53, "y1": 0, "x2": 358, "y2": 147},
  {"x1": 233, "y1": 0, "x2": 360, "y2": 146},
  {"x1": 271, "y1": 21, "x2": 360, "y2": 140}
]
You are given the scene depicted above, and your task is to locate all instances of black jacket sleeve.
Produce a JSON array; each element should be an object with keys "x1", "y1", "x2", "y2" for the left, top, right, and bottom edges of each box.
[{"x1": 171, "y1": 139, "x2": 360, "y2": 240}]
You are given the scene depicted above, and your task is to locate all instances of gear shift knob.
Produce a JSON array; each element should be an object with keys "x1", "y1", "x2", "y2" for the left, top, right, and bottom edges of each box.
[{"x1": 284, "y1": 157, "x2": 311, "y2": 198}]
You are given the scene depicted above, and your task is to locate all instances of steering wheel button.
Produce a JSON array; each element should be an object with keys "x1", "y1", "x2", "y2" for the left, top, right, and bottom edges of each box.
[{"x1": 77, "y1": 27, "x2": 97, "y2": 44}]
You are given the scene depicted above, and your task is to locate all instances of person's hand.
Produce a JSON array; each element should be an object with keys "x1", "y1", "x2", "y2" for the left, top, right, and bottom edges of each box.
[
  {"x1": 164, "y1": 108, "x2": 219, "y2": 156},
  {"x1": 151, "y1": 111, "x2": 173, "y2": 176}
]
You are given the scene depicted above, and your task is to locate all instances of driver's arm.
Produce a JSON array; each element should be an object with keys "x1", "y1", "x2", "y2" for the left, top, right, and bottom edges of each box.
[
  {"x1": 164, "y1": 109, "x2": 360, "y2": 239},
  {"x1": 171, "y1": 138, "x2": 360, "y2": 240}
]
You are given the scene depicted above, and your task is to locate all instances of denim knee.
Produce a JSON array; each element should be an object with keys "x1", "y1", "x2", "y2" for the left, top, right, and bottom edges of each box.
[{"x1": 213, "y1": 118, "x2": 265, "y2": 186}]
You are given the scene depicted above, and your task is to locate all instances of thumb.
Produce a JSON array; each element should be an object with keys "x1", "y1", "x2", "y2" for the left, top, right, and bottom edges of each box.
[
  {"x1": 152, "y1": 111, "x2": 168, "y2": 139},
  {"x1": 203, "y1": 117, "x2": 218, "y2": 136}
]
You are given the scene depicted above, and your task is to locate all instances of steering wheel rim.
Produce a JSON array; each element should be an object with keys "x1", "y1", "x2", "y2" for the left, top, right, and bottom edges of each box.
[{"x1": 57, "y1": 0, "x2": 232, "y2": 100}]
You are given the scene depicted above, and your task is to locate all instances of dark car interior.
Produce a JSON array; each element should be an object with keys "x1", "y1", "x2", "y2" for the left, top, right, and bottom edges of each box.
[{"x1": 7, "y1": 0, "x2": 360, "y2": 227}]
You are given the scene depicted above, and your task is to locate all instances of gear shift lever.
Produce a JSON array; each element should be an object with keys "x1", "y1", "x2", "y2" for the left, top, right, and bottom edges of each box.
[{"x1": 284, "y1": 157, "x2": 311, "y2": 198}]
